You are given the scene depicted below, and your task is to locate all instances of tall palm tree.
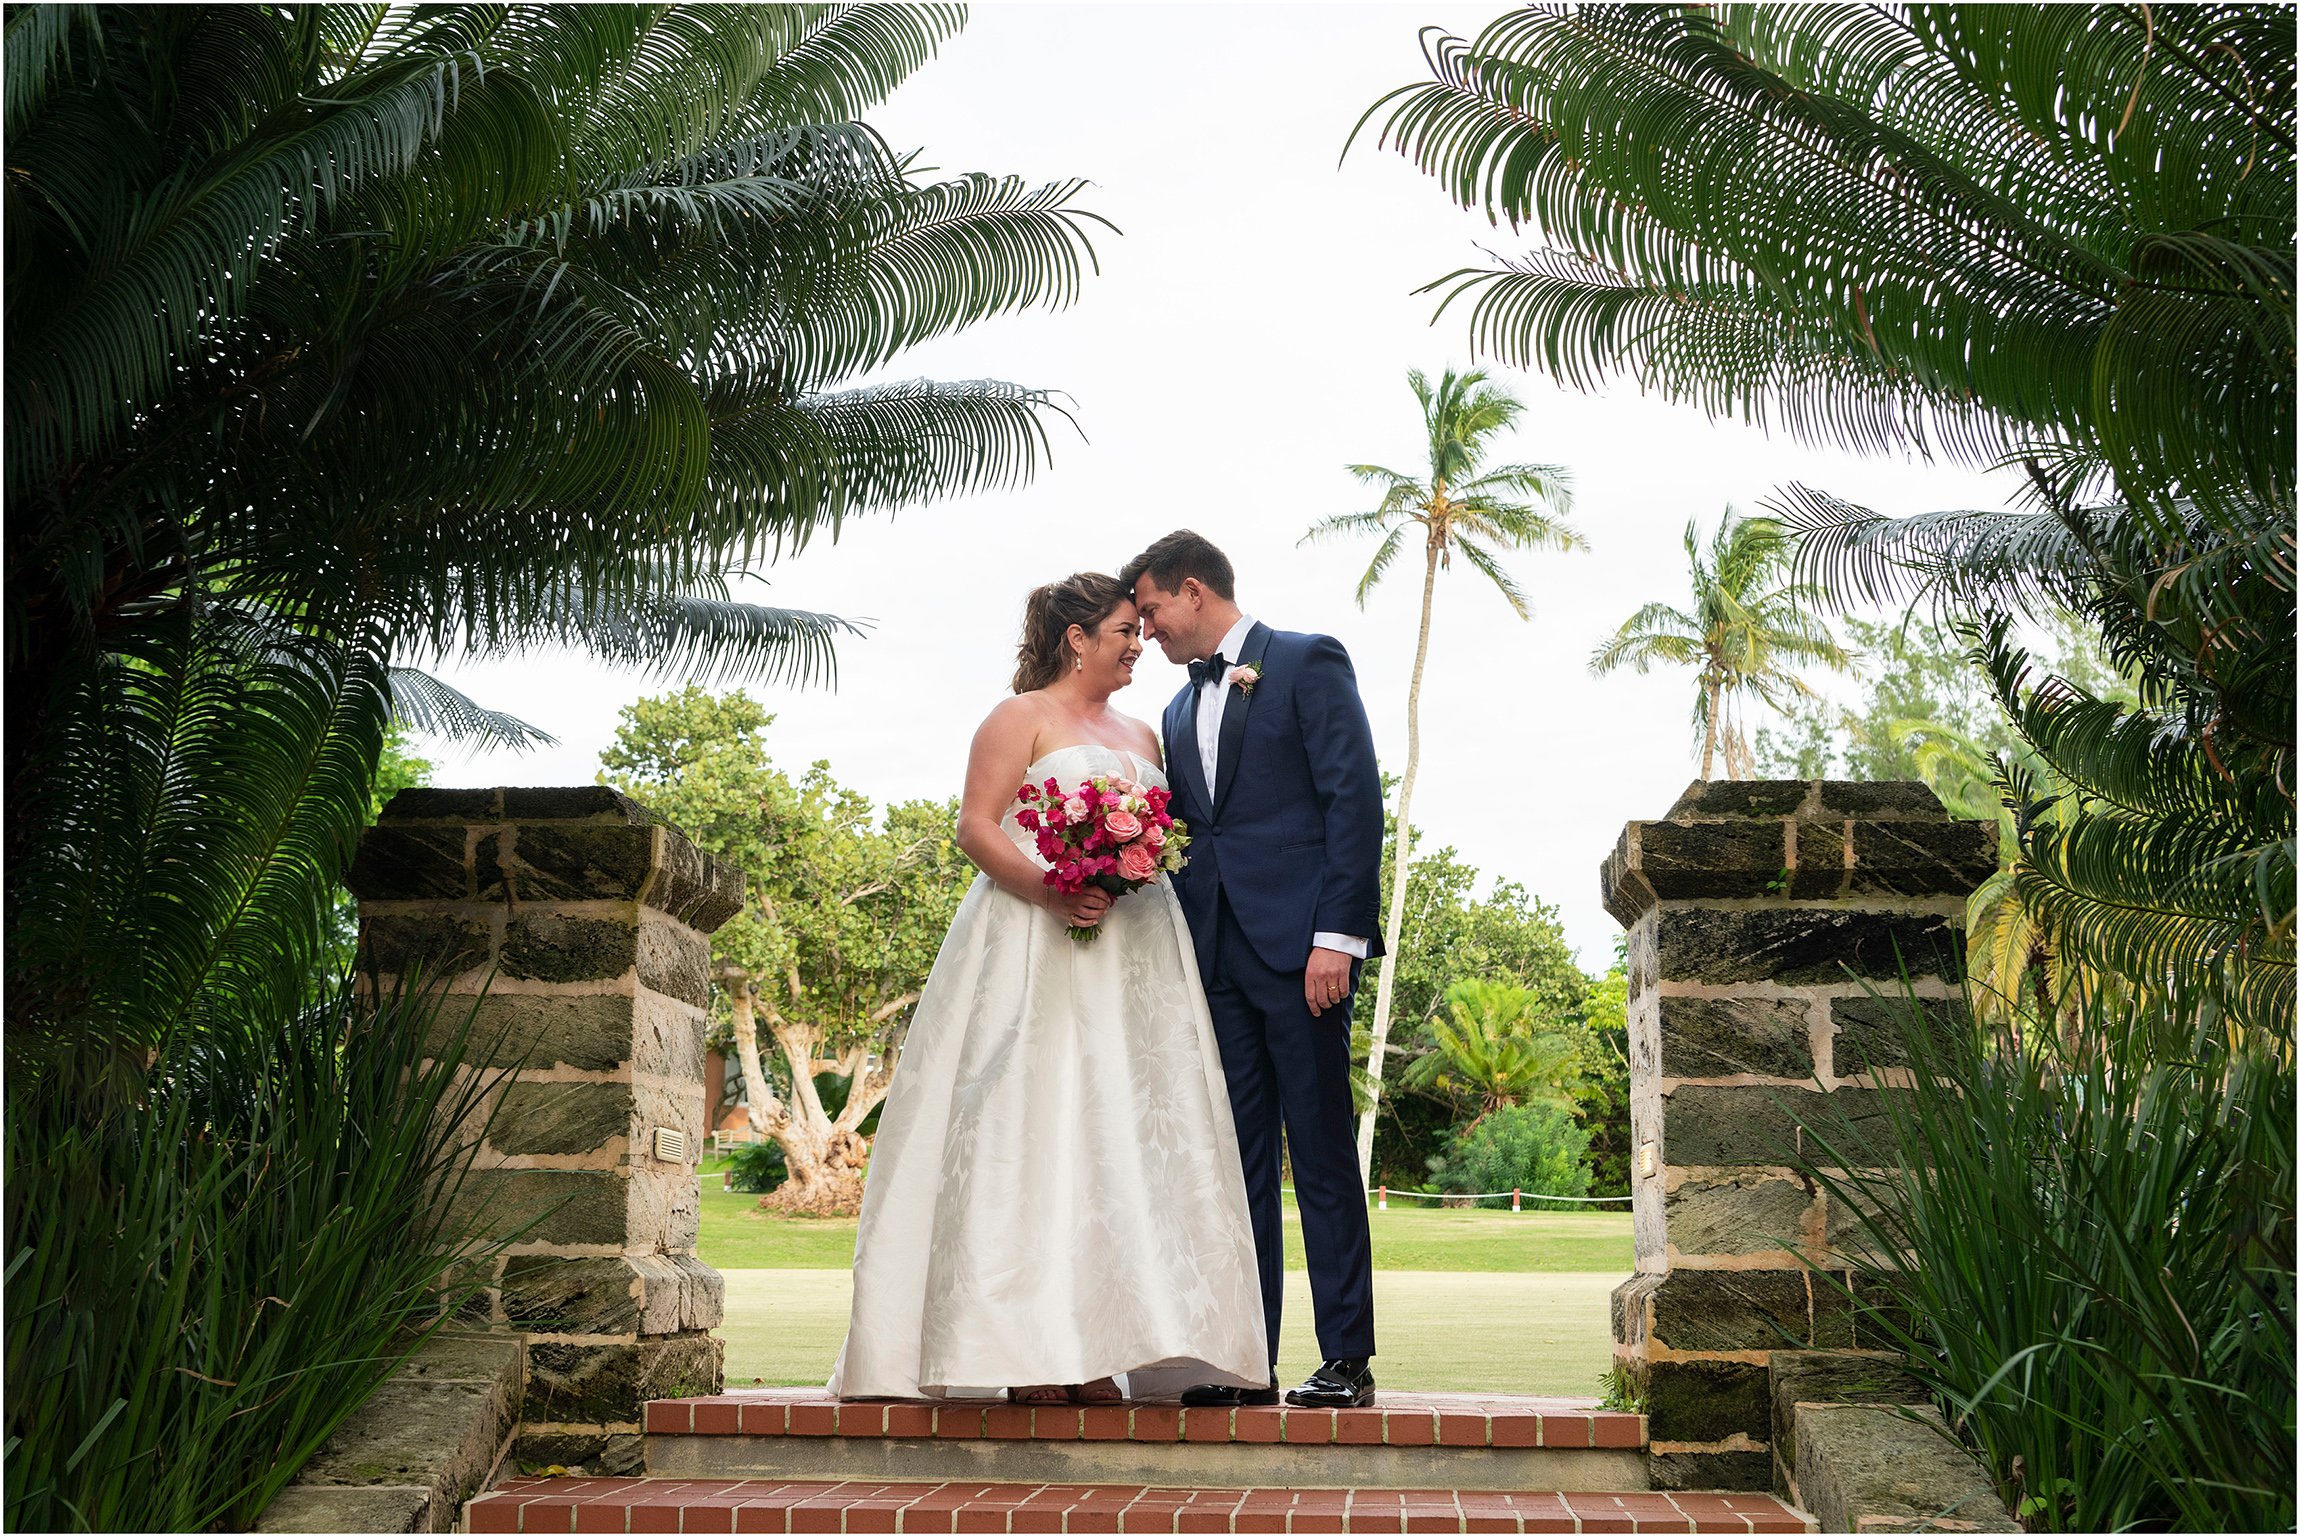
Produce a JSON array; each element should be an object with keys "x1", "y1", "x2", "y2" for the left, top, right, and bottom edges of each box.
[
  {"x1": 1361, "y1": 4, "x2": 2293, "y2": 1034},
  {"x1": 1590, "y1": 510, "x2": 1848, "y2": 780},
  {"x1": 1301, "y1": 365, "x2": 1581, "y2": 1187}
]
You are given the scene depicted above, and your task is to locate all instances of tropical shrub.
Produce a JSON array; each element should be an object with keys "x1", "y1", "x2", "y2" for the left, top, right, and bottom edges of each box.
[
  {"x1": 723, "y1": 1139, "x2": 790, "y2": 1196},
  {"x1": 1363, "y1": 2, "x2": 2294, "y2": 1036},
  {"x1": 4, "y1": 7, "x2": 1101, "y2": 1523},
  {"x1": 1429, "y1": 1102, "x2": 1593, "y2": 1209},
  {"x1": 3, "y1": 982, "x2": 509, "y2": 1532},
  {"x1": 1797, "y1": 986, "x2": 2295, "y2": 1532}
]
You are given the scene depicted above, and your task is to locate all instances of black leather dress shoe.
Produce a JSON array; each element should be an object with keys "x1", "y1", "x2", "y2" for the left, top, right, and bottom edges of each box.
[
  {"x1": 1179, "y1": 1380, "x2": 1281, "y2": 1407},
  {"x1": 1285, "y1": 1358, "x2": 1376, "y2": 1408}
]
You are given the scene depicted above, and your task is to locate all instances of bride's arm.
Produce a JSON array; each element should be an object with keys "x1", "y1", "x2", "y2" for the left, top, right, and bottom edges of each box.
[{"x1": 956, "y1": 699, "x2": 1113, "y2": 926}]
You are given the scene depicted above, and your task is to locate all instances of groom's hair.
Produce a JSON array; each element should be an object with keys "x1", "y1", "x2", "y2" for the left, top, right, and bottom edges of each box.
[{"x1": 1120, "y1": 530, "x2": 1235, "y2": 601}]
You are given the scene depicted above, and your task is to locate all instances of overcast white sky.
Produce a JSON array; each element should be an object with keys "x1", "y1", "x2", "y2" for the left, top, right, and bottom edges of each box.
[{"x1": 434, "y1": 3, "x2": 2017, "y2": 967}]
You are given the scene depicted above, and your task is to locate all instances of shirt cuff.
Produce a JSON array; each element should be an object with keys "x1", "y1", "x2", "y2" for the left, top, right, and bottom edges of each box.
[{"x1": 1311, "y1": 931, "x2": 1370, "y2": 960}]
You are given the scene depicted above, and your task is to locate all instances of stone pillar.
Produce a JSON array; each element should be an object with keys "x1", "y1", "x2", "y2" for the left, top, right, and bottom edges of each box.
[
  {"x1": 349, "y1": 787, "x2": 746, "y2": 1475},
  {"x1": 1599, "y1": 781, "x2": 1995, "y2": 1492}
]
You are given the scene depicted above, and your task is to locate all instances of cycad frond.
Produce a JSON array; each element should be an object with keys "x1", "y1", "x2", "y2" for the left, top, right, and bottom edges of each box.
[{"x1": 385, "y1": 669, "x2": 555, "y2": 751}]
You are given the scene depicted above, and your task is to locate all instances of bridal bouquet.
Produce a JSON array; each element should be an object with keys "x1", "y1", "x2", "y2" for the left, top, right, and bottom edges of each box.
[{"x1": 1014, "y1": 774, "x2": 1190, "y2": 942}]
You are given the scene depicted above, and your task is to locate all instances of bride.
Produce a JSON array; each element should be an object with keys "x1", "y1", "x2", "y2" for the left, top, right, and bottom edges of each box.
[{"x1": 828, "y1": 573, "x2": 1268, "y2": 1404}]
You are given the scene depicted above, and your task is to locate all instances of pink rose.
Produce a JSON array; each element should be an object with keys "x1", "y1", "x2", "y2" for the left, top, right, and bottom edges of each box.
[
  {"x1": 1063, "y1": 795, "x2": 1089, "y2": 821},
  {"x1": 1103, "y1": 810, "x2": 1143, "y2": 841},
  {"x1": 1143, "y1": 822, "x2": 1164, "y2": 848},
  {"x1": 1117, "y1": 842, "x2": 1159, "y2": 882}
]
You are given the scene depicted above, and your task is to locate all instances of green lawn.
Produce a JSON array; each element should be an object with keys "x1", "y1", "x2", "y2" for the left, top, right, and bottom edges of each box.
[
  {"x1": 698, "y1": 1178, "x2": 1633, "y2": 1274},
  {"x1": 701, "y1": 1175, "x2": 1631, "y2": 1396},
  {"x1": 716, "y1": 1270, "x2": 1622, "y2": 1396}
]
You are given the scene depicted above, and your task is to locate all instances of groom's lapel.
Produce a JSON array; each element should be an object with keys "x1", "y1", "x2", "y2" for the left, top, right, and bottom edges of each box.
[
  {"x1": 1171, "y1": 684, "x2": 1213, "y2": 820},
  {"x1": 1211, "y1": 622, "x2": 1272, "y2": 818}
]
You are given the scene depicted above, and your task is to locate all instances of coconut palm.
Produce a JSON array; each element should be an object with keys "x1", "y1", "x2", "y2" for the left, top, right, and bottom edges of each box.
[
  {"x1": 1401, "y1": 978, "x2": 1580, "y2": 1129},
  {"x1": 1300, "y1": 365, "x2": 1581, "y2": 1187},
  {"x1": 1360, "y1": 3, "x2": 2293, "y2": 1034},
  {"x1": 1590, "y1": 510, "x2": 1849, "y2": 780}
]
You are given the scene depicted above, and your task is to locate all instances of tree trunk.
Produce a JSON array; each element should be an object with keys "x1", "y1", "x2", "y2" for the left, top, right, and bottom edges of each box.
[
  {"x1": 726, "y1": 972, "x2": 776, "y2": 1140},
  {"x1": 1700, "y1": 678, "x2": 1722, "y2": 780},
  {"x1": 744, "y1": 993, "x2": 917, "y2": 1217},
  {"x1": 1355, "y1": 536, "x2": 1442, "y2": 1189}
]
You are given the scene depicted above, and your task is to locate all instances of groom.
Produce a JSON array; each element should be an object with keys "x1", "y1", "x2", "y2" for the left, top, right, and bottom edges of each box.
[{"x1": 1121, "y1": 530, "x2": 1382, "y2": 1409}]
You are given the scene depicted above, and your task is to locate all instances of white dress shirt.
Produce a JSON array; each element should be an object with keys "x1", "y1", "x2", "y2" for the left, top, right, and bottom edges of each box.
[{"x1": 1195, "y1": 615, "x2": 1369, "y2": 961}]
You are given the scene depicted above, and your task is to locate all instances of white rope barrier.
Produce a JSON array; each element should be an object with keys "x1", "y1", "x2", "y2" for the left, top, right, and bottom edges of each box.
[{"x1": 1278, "y1": 1185, "x2": 1634, "y2": 1211}]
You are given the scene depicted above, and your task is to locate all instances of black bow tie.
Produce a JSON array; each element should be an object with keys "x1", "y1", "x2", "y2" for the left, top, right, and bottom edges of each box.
[{"x1": 1188, "y1": 653, "x2": 1230, "y2": 686}]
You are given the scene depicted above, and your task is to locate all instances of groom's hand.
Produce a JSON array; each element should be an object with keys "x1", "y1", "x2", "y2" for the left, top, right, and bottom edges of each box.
[{"x1": 1305, "y1": 947, "x2": 1353, "y2": 1017}]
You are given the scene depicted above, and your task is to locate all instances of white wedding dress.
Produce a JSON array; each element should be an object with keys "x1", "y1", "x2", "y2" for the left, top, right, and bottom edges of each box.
[{"x1": 828, "y1": 744, "x2": 1268, "y2": 1400}]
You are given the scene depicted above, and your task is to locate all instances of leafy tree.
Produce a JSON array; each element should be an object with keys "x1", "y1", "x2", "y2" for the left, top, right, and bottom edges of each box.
[
  {"x1": 1348, "y1": 798, "x2": 1607, "y2": 1185},
  {"x1": 1568, "y1": 960, "x2": 1630, "y2": 1196},
  {"x1": 1363, "y1": 2, "x2": 2292, "y2": 1035},
  {"x1": 1430, "y1": 1102, "x2": 1593, "y2": 1208},
  {"x1": 1753, "y1": 616, "x2": 2143, "y2": 1031},
  {"x1": 1590, "y1": 509, "x2": 1848, "y2": 779},
  {"x1": 7, "y1": 6, "x2": 1105, "y2": 1074},
  {"x1": 1302, "y1": 367, "x2": 1582, "y2": 1186},
  {"x1": 1401, "y1": 979, "x2": 1580, "y2": 1126},
  {"x1": 599, "y1": 688, "x2": 972, "y2": 1214}
]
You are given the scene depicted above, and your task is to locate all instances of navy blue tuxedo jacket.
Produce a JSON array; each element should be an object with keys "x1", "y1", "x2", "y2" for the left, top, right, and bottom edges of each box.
[{"x1": 1159, "y1": 623, "x2": 1387, "y2": 976}]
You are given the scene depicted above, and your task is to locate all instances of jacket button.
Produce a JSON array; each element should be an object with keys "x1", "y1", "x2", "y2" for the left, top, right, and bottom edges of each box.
[{"x1": 1210, "y1": 825, "x2": 1222, "y2": 835}]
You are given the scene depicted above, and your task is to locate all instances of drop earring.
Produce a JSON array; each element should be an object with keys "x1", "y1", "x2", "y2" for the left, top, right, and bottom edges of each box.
[{"x1": 1074, "y1": 654, "x2": 1083, "y2": 671}]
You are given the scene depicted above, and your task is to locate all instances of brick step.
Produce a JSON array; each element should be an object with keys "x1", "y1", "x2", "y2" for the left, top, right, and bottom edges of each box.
[
  {"x1": 466, "y1": 1477, "x2": 1816, "y2": 1533},
  {"x1": 643, "y1": 1393, "x2": 1648, "y2": 1493}
]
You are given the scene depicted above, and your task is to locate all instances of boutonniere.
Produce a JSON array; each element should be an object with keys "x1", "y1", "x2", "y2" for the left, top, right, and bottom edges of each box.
[{"x1": 1227, "y1": 664, "x2": 1261, "y2": 695}]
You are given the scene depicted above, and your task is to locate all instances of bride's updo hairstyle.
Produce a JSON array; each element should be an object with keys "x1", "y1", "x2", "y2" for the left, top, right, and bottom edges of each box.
[{"x1": 1013, "y1": 572, "x2": 1129, "y2": 694}]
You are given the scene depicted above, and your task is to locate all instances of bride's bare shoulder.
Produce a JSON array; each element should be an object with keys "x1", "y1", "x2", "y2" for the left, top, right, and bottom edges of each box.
[
  {"x1": 972, "y1": 692, "x2": 1049, "y2": 754},
  {"x1": 1113, "y1": 710, "x2": 1163, "y2": 765}
]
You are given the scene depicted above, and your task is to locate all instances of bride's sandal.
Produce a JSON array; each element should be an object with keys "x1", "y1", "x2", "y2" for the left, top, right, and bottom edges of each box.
[
  {"x1": 1071, "y1": 1377, "x2": 1123, "y2": 1405},
  {"x1": 1011, "y1": 1384, "x2": 1070, "y2": 1406}
]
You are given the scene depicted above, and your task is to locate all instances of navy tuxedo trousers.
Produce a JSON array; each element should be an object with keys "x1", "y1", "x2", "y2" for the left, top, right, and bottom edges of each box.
[{"x1": 1204, "y1": 892, "x2": 1377, "y2": 1365}]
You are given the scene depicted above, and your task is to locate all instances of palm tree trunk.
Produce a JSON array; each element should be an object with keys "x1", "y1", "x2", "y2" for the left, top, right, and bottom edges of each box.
[
  {"x1": 1355, "y1": 538, "x2": 1441, "y2": 1188},
  {"x1": 1700, "y1": 678, "x2": 1721, "y2": 780}
]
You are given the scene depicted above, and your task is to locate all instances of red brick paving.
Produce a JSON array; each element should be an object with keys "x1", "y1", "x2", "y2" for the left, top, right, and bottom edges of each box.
[
  {"x1": 645, "y1": 1392, "x2": 1643, "y2": 1453},
  {"x1": 467, "y1": 1479, "x2": 1813, "y2": 1533}
]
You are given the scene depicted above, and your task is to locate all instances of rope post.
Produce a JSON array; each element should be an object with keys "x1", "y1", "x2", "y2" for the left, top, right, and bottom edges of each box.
[
  {"x1": 1377, "y1": 1184, "x2": 1387, "y2": 1211},
  {"x1": 1512, "y1": 1187, "x2": 1522, "y2": 1213}
]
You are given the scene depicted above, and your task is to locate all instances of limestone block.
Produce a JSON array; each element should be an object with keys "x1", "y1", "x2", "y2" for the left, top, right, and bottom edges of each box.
[
  {"x1": 628, "y1": 1163, "x2": 703, "y2": 1252},
  {"x1": 1829, "y1": 994, "x2": 1969, "y2": 1075},
  {"x1": 1649, "y1": 1270, "x2": 1813, "y2": 1352},
  {"x1": 255, "y1": 1485, "x2": 432, "y2": 1532},
  {"x1": 633, "y1": 989, "x2": 708, "y2": 1082},
  {"x1": 258, "y1": 1331, "x2": 521, "y2": 1533},
  {"x1": 1649, "y1": 1448, "x2": 1774, "y2": 1493},
  {"x1": 1665, "y1": 781, "x2": 1814, "y2": 818},
  {"x1": 1644, "y1": 1358, "x2": 1769, "y2": 1444},
  {"x1": 636, "y1": 909, "x2": 711, "y2": 1007},
  {"x1": 643, "y1": 829, "x2": 747, "y2": 930},
  {"x1": 452, "y1": 1168, "x2": 630, "y2": 1247},
  {"x1": 1666, "y1": 1173, "x2": 1815, "y2": 1257},
  {"x1": 1634, "y1": 819, "x2": 1792, "y2": 900},
  {"x1": 509, "y1": 1429, "x2": 646, "y2": 1476},
  {"x1": 501, "y1": 911, "x2": 637, "y2": 984},
  {"x1": 1655, "y1": 908, "x2": 1963, "y2": 987},
  {"x1": 1795, "y1": 1403, "x2": 2018, "y2": 1531},
  {"x1": 1769, "y1": 1351, "x2": 1924, "y2": 1474},
  {"x1": 379, "y1": 788, "x2": 503, "y2": 821},
  {"x1": 362, "y1": 913, "x2": 492, "y2": 979},
  {"x1": 347, "y1": 826, "x2": 472, "y2": 901},
  {"x1": 490, "y1": 1081, "x2": 634, "y2": 1157},
  {"x1": 491, "y1": 823, "x2": 657, "y2": 902},
  {"x1": 526, "y1": 1332, "x2": 723, "y2": 1423},
  {"x1": 500, "y1": 1255, "x2": 722, "y2": 1337},
  {"x1": 1658, "y1": 997, "x2": 1815, "y2": 1079},
  {"x1": 454, "y1": 993, "x2": 635, "y2": 1073},
  {"x1": 1664, "y1": 1085, "x2": 1910, "y2": 1167},
  {"x1": 1847, "y1": 818, "x2": 2000, "y2": 897}
]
